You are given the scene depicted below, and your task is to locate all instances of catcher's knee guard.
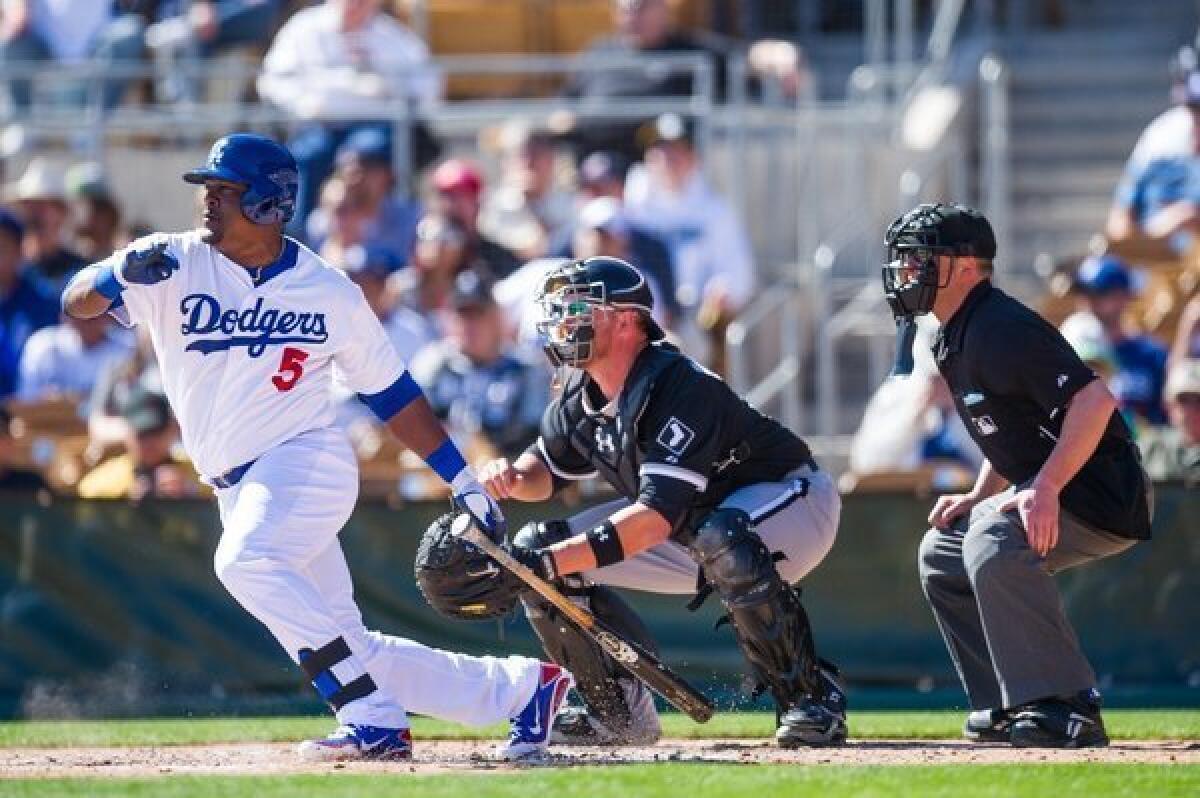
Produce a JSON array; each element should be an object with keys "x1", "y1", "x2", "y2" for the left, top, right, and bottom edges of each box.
[
  {"x1": 514, "y1": 521, "x2": 660, "y2": 743},
  {"x1": 689, "y1": 508, "x2": 824, "y2": 710}
]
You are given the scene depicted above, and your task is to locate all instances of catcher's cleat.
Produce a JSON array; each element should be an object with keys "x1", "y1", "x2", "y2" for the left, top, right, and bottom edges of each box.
[
  {"x1": 775, "y1": 698, "x2": 848, "y2": 747},
  {"x1": 1010, "y1": 690, "x2": 1109, "y2": 749},
  {"x1": 297, "y1": 724, "x2": 413, "y2": 762},
  {"x1": 775, "y1": 664, "x2": 848, "y2": 748},
  {"x1": 963, "y1": 707, "x2": 1018, "y2": 742},
  {"x1": 497, "y1": 663, "x2": 575, "y2": 760},
  {"x1": 550, "y1": 704, "x2": 663, "y2": 746}
]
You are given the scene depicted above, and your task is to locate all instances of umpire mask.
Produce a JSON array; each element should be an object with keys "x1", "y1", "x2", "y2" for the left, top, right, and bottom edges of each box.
[{"x1": 881, "y1": 203, "x2": 996, "y2": 374}]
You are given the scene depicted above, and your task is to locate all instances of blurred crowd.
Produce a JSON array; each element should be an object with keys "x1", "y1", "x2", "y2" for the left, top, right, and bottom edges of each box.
[
  {"x1": 1, "y1": 1, "x2": 1196, "y2": 500},
  {"x1": 849, "y1": 41, "x2": 1200, "y2": 489},
  {"x1": 1, "y1": 0, "x2": 790, "y2": 500}
]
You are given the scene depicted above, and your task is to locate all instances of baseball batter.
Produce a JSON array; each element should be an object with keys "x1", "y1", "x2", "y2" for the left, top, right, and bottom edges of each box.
[{"x1": 61, "y1": 133, "x2": 572, "y2": 761}]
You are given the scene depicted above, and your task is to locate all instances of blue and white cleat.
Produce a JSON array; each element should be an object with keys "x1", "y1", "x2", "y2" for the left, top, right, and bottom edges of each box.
[
  {"x1": 499, "y1": 663, "x2": 575, "y2": 760},
  {"x1": 297, "y1": 724, "x2": 413, "y2": 762}
]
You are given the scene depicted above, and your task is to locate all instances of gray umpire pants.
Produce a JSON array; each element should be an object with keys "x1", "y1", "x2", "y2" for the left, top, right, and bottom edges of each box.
[
  {"x1": 917, "y1": 485, "x2": 1141, "y2": 710},
  {"x1": 564, "y1": 464, "x2": 841, "y2": 593}
]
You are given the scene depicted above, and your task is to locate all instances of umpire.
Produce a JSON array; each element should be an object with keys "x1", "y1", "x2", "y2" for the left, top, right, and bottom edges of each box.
[{"x1": 883, "y1": 203, "x2": 1152, "y2": 748}]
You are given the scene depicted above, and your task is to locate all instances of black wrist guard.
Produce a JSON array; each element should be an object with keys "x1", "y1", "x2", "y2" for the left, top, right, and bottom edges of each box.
[{"x1": 586, "y1": 520, "x2": 625, "y2": 567}]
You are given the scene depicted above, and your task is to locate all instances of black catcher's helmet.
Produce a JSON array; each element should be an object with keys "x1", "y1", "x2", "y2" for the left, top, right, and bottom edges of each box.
[
  {"x1": 414, "y1": 512, "x2": 522, "y2": 620},
  {"x1": 535, "y1": 256, "x2": 665, "y2": 367}
]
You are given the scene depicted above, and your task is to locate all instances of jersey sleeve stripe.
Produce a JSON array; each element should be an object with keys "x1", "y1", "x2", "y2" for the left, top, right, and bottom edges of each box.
[
  {"x1": 536, "y1": 437, "x2": 597, "y2": 480},
  {"x1": 640, "y1": 463, "x2": 708, "y2": 490},
  {"x1": 357, "y1": 370, "x2": 423, "y2": 421}
]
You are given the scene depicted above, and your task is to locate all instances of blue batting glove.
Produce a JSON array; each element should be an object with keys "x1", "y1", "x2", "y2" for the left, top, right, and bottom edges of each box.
[
  {"x1": 450, "y1": 473, "x2": 507, "y2": 543},
  {"x1": 122, "y1": 242, "x2": 179, "y2": 286}
]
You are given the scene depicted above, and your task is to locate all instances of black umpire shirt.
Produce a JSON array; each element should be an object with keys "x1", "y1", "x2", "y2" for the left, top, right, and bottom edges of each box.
[
  {"x1": 527, "y1": 342, "x2": 815, "y2": 538},
  {"x1": 933, "y1": 281, "x2": 1152, "y2": 540}
]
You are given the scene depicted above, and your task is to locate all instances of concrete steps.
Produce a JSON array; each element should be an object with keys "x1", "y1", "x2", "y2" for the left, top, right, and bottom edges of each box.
[{"x1": 999, "y1": 0, "x2": 1196, "y2": 270}]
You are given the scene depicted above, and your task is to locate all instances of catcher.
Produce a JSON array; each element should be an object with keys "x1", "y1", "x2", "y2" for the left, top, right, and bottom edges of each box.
[{"x1": 415, "y1": 256, "x2": 845, "y2": 747}]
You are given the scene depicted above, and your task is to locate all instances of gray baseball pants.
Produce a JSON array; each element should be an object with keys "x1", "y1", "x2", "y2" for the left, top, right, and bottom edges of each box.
[
  {"x1": 566, "y1": 463, "x2": 840, "y2": 592},
  {"x1": 917, "y1": 485, "x2": 1142, "y2": 710}
]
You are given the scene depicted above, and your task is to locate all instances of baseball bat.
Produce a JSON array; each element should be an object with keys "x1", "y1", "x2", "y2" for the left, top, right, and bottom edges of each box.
[{"x1": 458, "y1": 519, "x2": 715, "y2": 723}]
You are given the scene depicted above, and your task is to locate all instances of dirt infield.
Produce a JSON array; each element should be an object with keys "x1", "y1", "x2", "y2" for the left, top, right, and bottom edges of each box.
[{"x1": 2, "y1": 739, "x2": 1197, "y2": 778}]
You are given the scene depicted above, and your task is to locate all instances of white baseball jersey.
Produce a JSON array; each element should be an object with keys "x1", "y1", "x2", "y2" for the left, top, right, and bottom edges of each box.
[
  {"x1": 94, "y1": 229, "x2": 546, "y2": 732},
  {"x1": 104, "y1": 230, "x2": 408, "y2": 478}
]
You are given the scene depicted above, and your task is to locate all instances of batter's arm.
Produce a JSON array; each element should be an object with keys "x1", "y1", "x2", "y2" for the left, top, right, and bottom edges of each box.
[
  {"x1": 62, "y1": 266, "x2": 117, "y2": 320},
  {"x1": 384, "y1": 396, "x2": 462, "y2": 464}
]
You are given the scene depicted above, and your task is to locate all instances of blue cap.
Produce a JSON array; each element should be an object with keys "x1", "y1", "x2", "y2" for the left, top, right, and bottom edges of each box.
[
  {"x1": 1075, "y1": 254, "x2": 1137, "y2": 295},
  {"x1": 336, "y1": 128, "x2": 392, "y2": 169},
  {"x1": 0, "y1": 207, "x2": 24, "y2": 242},
  {"x1": 343, "y1": 244, "x2": 403, "y2": 279}
]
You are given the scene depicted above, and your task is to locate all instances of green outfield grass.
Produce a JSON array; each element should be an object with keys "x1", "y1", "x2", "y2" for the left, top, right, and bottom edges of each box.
[
  {"x1": 0, "y1": 709, "x2": 1197, "y2": 747},
  {"x1": 4, "y1": 765, "x2": 1200, "y2": 798}
]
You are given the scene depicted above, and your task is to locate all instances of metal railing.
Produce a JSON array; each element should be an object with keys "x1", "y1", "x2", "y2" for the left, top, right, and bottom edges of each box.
[{"x1": 0, "y1": 32, "x2": 1007, "y2": 455}]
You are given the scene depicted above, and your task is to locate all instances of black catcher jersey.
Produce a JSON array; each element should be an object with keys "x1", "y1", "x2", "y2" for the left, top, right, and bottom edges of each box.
[{"x1": 528, "y1": 342, "x2": 815, "y2": 537}]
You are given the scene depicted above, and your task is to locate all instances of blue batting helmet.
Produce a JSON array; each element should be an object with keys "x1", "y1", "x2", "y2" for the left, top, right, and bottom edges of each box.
[{"x1": 183, "y1": 133, "x2": 299, "y2": 225}]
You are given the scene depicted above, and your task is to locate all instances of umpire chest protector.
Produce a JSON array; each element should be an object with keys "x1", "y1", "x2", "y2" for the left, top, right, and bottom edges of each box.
[{"x1": 534, "y1": 342, "x2": 815, "y2": 537}]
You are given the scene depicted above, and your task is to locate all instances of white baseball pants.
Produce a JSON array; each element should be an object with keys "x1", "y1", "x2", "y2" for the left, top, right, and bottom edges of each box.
[{"x1": 212, "y1": 426, "x2": 540, "y2": 728}]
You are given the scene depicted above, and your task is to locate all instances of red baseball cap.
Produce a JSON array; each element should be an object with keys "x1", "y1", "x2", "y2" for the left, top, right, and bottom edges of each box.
[{"x1": 432, "y1": 159, "x2": 483, "y2": 196}]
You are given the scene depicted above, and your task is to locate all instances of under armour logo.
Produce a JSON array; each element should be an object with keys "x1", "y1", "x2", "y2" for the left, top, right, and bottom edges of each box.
[
  {"x1": 594, "y1": 427, "x2": 616, "y2": 454},
  {"x1": 1057, "y1": 374, "x2": 1069, "y2": 387}
]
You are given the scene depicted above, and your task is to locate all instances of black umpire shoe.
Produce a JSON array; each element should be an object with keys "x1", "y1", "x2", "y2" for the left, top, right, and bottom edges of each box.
[
  {"x1": 775, "y1": 663, "x2": 848, "y2": 748},
  {"x1": 963, "y1": 708, "x2": 1018, "y2": 742},
  {"x1": 1010, "y1": 689, "x2": 1109, "y2": 749}
]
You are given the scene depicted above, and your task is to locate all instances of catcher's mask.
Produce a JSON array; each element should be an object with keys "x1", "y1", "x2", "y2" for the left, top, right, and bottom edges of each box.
[{"x1": 535, "y1": 257, "x2": 664, "y2": 368}]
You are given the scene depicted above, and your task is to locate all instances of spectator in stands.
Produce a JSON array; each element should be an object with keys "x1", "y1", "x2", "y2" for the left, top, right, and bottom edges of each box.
[
  {"x1": 1123, "y1": 47, "x2": 1200, "y2": 172},
  {"x1": 562, "y1": 0, "x2": 805, "y2": 157},
  {"x1": 258, "y1": 0, "x2": 442, "y2": 235},
  {"x1": 143, "y1": 1, "x2": 285, "y2": 102},
  {"x1": 1171, "y1": 294, "x2": 1200, "y2": 364},
  {"x1": 66, "y1": 162, "x2": 125, "y2": 263},
  {"x1": 1106, "y1": 69, "x2": 1200, "y2": 254},
  {"x1": 478, "y1": 125, "x2": 574, "y2": 262},
  {"x1": 312, "y1": 175, "x2": 370, "y2": 267},
  {"x1": 0, "y1": 207, "x2": 58, "y2": 400},
  {"x1": 0, "y1": 0, "x2": 145, "y2": 112},
  {"x1": 342, "y1": 243, "x2": 433, "y2": 359},
  {"x1": 850, "y1": 316, "x2": 981, "y2": 480},
  {"x1": 307, "y1": 127, "x2": 419, "y2": 261},
  {"x1": 1059, "y1": 255, "x2": 1169, "y2": 427},
  {"x1": 0, "y1": 405, "x2": 48, "y2": 492},
  {"x1": 411, "y1": 271, "x2": 548, "y2": 459},
  {"x1": 78, "y1": 388, "x2": 203, "y2": 500},
  {"x1": 624, "y1": 113, "x2": 754, "y2": 367},
  {"x1": 16, "y1": 313, "x2": 133, "y2": 407},
  {"x1": 572, "y1": 196, "x2": 676, "y2": 330},
  {"x1": 388, "y1": 212, "x2": 465, "y2": 340},
  {"x1": 431, "y1": 159, "x2": 522, "y2": 279},
  {"x1": 6, "y1": 158, "x2": 87, "y2": 291},
  {"x1": 86, "y1": 327, "x2": 162, "y2": 452},
  {"x1": 1138, "y1": 359, "x2": 1200, "y2": 483},
  {"x1": 551, "y1": 150, "x2": 677, "y2": 302}
]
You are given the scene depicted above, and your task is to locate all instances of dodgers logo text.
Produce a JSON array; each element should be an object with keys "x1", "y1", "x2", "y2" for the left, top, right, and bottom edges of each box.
[{"x1": 180, "y1": 294, "x2": 328, "y2": 357}]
